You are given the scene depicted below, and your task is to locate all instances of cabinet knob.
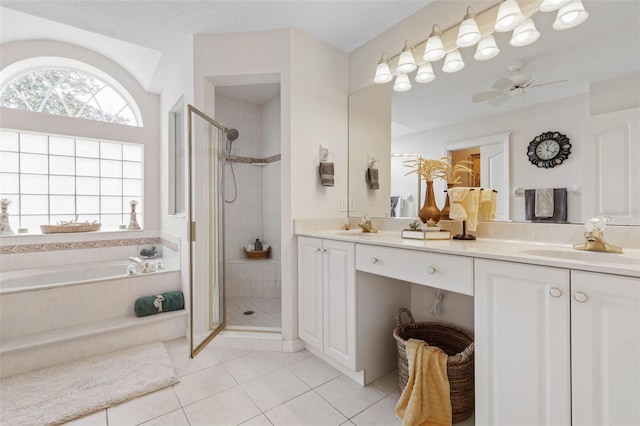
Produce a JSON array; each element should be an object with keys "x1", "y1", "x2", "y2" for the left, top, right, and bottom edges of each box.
[
  {"x1": 427, "y1": 266, "x2": 436, "y2": 275},
  {"x1": 574, "y1": 292, "x2": 589, "y2": 303},
  {"x1": 316, "y1": 247, "x2": 322, "y2": 253},
  {"x1": 371, "y1": 257, "x2": 378, "y2": 264},
  {"x1": 549, "y1": 287, "x2": 563, "y2": 298}
]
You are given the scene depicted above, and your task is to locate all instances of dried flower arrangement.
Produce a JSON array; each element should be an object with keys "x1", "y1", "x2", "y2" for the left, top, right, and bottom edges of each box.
[{"x1": 404, "y1": 156, "x2": 473, "y2": 184}]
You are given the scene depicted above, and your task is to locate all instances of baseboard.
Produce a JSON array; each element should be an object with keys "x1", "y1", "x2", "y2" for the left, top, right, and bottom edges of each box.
[{"x1": 282, "y1": 338, "x2": 305, "y2": 353}]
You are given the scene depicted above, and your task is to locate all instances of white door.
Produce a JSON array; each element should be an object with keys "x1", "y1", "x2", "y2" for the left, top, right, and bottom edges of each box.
[
  {"x1": 323, "y1": 239, "x2": 356, "y2": 369},
  {"x1": 571, "y1": 271, "x2": 640, "y2": 426},
  {"x1": 475, "y1": 259, "x2": 570, "y2": 425},
  {"x1": 583, "y1": 107, "x2": 640, "y2": 225},
  {"x1": 480, "y1": 142, "x2": 508, "y2": 221},
  {"x1": 297, "y1": 237, "x2": 324, "y2": 351}
]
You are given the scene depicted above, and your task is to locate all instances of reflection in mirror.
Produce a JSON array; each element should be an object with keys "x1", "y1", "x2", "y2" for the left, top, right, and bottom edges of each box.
[
  {"x1": 348, "y1": 1, "x2": 639, "y2": 225},
  {"x1": 390, "y1": 153, "x2": 421, "y2": 218}
]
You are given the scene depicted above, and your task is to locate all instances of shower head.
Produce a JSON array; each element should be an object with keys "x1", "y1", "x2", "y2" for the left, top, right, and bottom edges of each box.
[{"x1": 227, "y1": 129, "x2": 239, "y2": 142}]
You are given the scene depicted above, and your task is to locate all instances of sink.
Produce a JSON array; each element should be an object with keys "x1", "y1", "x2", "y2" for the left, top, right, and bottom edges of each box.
[{"x1": 520, "y1": 249, "x2": 640, "y2": 266}]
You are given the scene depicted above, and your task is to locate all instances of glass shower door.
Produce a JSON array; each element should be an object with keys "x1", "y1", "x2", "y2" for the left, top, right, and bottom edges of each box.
[{"x1": 188, "y1": 104, "x2": 227, "y2": 357}]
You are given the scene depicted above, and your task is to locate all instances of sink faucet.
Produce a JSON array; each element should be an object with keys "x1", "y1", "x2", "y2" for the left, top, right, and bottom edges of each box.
[{"x1": 573, "y1": 217, "x2": 623, "y2": 254}]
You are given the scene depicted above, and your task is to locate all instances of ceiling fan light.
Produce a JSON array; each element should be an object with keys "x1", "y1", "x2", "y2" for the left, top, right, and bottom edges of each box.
[
  {"x1": 415, "y1": 63, "x2": 436, "y2": 83},
  {"x1": 553, "y1": 0, "x2": 589, "y2": 30},
  {"x1": 423, "y1": 25, "x2": 446, "y2": 62},
  {"x1": 474, "y1": 35, "x2": 500, "y2": 61},
  {"x1": 494, "y1": 0, "x2": 526, "y2": 32},
  {"x1": 510, "y1": 18, "x2": 540, "y2": 46},
  {"x1": 456, "y1": 7, "x2": 481, "y2": 48},
  {"x1": 397, "y1": 44, "x2": 417, "y2": 74},
  {"x1": 442, "y1": 50, "x2": 465, "y2": 73},
  {"x1": 539, "y1": 0, "x2": 572, "y2": 12},
  {"x1": 393, "y1": 73, "x2": 412, "y2": 92},
  {"x1": 373, "y1": 54, "x2": 392, "y2": 84}
]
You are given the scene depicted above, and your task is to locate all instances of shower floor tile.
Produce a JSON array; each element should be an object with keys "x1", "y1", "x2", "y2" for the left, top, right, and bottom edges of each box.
[{"x1": 226, "y1": 296, "x2": 281, "y2": 329}]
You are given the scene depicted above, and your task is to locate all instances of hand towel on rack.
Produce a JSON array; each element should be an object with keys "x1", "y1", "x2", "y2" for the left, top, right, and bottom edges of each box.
[
  {"x1": 461, "y1": 188, "x2": 480, "y2": 231},
  {"x1": 448, "y1": 187, "x2": 472, "y2": 222},
  {"x1": 535, "y1": 188, "x2": 554, "y2": 217},
  {"x1": 478, "y1": 189, "x2": 497, "y2": 221},
  {"x1": 319, "y1": 161, "x2": 334, "y2": 187},
  {"x1": 366, "y1": 167, "x2": 380, "y2": 190}
]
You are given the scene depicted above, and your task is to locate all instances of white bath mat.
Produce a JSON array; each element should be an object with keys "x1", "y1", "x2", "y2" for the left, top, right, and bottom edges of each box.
[{"x1": 0, "y1": 341, "x2": 178, "y2": 425}]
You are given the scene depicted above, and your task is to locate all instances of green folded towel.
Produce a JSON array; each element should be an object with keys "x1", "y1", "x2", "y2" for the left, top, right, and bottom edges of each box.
[{"x1": 134, "y1": 291, "x2": 184, "y2": 317}]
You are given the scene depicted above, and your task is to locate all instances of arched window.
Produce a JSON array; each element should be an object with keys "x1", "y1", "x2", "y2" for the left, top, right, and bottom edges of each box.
[{"x1": 0, "y1": 57, "x2": 143, "y2": 127}]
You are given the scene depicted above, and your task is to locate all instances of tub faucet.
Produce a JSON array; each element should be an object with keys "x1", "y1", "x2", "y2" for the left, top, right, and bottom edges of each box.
[
  {"x1": 129, "y1": 256, "x2": 157, "y2": 273},
  {"x1": 573, "y1": 217, "x2": 622, "y2": 254}
]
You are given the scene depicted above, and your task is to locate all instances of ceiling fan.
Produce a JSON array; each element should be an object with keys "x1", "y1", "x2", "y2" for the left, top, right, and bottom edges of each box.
[{"x1": 472, "y1": 61, "x2": 567, "y2": 107}]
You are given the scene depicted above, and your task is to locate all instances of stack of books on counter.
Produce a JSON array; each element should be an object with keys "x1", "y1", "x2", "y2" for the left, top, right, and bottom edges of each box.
[{"x1": 401, "y1": 227, "x2": 451, "y2": 240}]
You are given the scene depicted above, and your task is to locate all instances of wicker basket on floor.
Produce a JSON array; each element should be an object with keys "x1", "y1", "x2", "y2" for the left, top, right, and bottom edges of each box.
[{"x1": 393, "y1": 307, "x2": 475, "y2": 424}]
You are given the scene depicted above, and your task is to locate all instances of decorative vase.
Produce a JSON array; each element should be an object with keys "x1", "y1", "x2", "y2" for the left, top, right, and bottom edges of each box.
[
  {"x1": 127, "y1": 200, "x2": 141, "y2": 230},
  {"x1": 440, "y1": 183, "x2": 455, "y2": 220},
  {"x1": 0, "y1": 198, "x2": 15, "y2": 235},
  {"x1": 418, "y1": 181, "x2": 441, "y2": 224}
]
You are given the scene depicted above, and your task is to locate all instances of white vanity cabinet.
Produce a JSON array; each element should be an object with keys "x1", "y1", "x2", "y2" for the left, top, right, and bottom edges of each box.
[
  {"x1": 297, "y1": 236, "x2": 356, "y2": 369},
  {"x1": 571, "y1": 271, "x2": 640, "y2": 426},
  {"x1": 475, "y1": 259, "x2": 640, "y2": 426},
  {"x1": 474, "y1": 259, "x2": 571, "y2": 425}
]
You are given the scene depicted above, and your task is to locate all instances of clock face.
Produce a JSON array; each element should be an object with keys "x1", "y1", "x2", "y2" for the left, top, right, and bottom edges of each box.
[{"x1": 527, "y1": 131, "x2": 571, "y2": 168}]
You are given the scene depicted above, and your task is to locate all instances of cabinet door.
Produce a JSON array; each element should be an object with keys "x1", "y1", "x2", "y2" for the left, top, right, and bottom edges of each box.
[
  {"x1": 298, "y1": 237, "x2": 324, "y2": 351},
  {"x1": 475, "y1": 259, "x2": 570, "y2": 426},
  {"x1": 571, "y1": 271, "x2": 640, "y2": 425},
  {"x1": 323, "y1": 239, "x2": 356, "y2": 369}
]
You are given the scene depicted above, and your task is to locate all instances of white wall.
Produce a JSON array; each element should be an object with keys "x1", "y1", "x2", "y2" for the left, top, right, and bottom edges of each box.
[{"x1": 263, "y1": 96, "x2": 282, "y2": 261}]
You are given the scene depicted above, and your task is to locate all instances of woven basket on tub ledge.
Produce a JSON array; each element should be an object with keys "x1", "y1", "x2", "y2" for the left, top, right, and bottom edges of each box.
[
  {"x1": 244, "y1": 246, "x2": 270, "y2": 260},
  {"x1": 393, "y1": 307, "x2": 475, "y2": 424},
  {"x1": 40, "y1": 223, "x2": 102, "y2": 234}
]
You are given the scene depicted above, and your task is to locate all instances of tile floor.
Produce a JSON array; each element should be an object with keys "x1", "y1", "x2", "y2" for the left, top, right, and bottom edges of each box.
[
  {"x1": 64, "y1": 337, "x2": 413, "y2": 426},
  {"x1": 226, "y1": 297, "x2": 281, "y2": 329}
]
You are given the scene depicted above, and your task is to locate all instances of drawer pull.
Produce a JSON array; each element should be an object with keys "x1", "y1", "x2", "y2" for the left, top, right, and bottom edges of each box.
[
  {"x1": 549, "y1": 287, "x2": 563, "y2": 298},
  {"x1": 574, "y1": 292, "x2": 589, "y2": 303},
  {"x1": 427, "y1": 266, "x2": 436, "y2": 275},
  {"x1": 371, "y1": 257, "x2": 379, "y2": 264}
]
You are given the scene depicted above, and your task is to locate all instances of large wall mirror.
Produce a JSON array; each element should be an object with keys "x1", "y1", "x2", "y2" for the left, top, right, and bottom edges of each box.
[{"x1": 348, "y1": 1, "x2": 640, "y2": 225}]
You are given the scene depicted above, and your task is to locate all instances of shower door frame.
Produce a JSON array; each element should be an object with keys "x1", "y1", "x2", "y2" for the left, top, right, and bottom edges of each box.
[{"x1": 187, "y1": 104, "x2": 229, "y2": 357}]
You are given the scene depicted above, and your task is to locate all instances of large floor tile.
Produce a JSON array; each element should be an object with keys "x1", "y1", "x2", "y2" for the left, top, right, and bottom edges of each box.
[
  {"x1": 206, "y1": 346, "x2": 253, "y2": 363},
  {"x1": 64, "y1": 409, "x2": 107, "y2": 426},
  {"x1": 223, "y1": 351, "x2": 284, "y2": 383},
  {"x1": 286, "y1": 355, "x2": 341, "y2": 388},
  {"x1": 265, "y1": 391, "x2": 347, "y2": 426},
  {"x1": 170, "y1": 345, "x2": 220, "y2": 377},
  {"x1": 315, "y1": 375, "x2": 387, "y2": 418},
  {"x1": 240, "y1": 414, "x2": 274, "y2": 425},
  {"x1": 139, "y1": 408, "x2": 190, "y2": 426},
  {"x1": 351, "y1": 395, "x2": 401, "y2": 426},
  {"x1": 107, "y1": 387, "x2": 182, "y2": 426},
  {"x1": 372, "y1": 369, "x2": 402, "y2": 398},
  {"x1": 268, "y1": 348, "x2": 314, "y2": 366},
  {"x1": 173, "y1": 363, "x2": 238, "y2": 406},
  {"x1": 183, "y1": 386, "x2": 261, "y2": 426},
  {"x1": 241, "y1": 367, "x2": 310, "y2": 411}
]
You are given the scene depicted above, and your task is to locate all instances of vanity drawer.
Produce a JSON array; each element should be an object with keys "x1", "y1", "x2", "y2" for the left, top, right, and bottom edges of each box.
[{"x1": 355, "y1": 244, "x2": 473, "y2": 295}]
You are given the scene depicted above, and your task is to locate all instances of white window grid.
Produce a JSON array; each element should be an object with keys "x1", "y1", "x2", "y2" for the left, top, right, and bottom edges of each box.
[{"x1": 0, "y1": 129, "x2": 143, "y2": 233}]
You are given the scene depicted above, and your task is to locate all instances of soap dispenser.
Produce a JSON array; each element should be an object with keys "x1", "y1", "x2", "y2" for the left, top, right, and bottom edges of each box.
[{"x1": 254, "y1": 238, "x2": 263, "y2": 251}]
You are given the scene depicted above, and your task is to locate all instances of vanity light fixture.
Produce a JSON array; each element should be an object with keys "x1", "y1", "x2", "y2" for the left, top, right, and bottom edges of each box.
[
  {"x1": 415, "y1": 63, "x2": 436, "y2": 83},
  {"x1": 423, "y1": 25, "x2": 446, "y2": 62},
  {"x1": 539, "y1": 0, "x2": 572, "y2": 12},
  {"x1": 373, "y1": 53, "x2": 393, "y2": 84},
  {"x1": 442, "y1": 50, "x2": 465, "y2": 73},
  {"x1": 552, "y1": 0, "x2": 589, "y2": 30},
  {"x1": 393, "y1": 73, "x2": 412, "y2": 92},
  {"x1": 456, "y1": 7, "x2": 481, "y2": 48},
  {"x1": 474, "y1": 35, "x2": 500, "y2": 61},
  {"x1": 397, "y1": 41, "x2": 417, "y2": 74},
  {"x1": 510, "y1": 18, "x2": 540, "y2": 46},
  {"x1": 494, "y1": 0, "x2": 526, "y2": 32}
]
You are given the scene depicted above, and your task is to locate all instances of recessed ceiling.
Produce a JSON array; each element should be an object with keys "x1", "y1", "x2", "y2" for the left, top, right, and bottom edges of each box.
[{"x1": 216, "y1": 83, "x2": 281, "y2": 105}]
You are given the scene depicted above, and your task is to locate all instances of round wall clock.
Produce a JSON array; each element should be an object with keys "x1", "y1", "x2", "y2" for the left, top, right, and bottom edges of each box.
[{"x1": 527, "y1": 131, "x2": 571, "y2": 168}]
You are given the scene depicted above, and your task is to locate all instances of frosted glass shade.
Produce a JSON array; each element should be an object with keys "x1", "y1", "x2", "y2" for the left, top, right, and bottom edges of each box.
[
  {"x1": 442, "y1": 51, "x2": 465, "y2": 73},
  {"x1": 510, "y1": 18, "x2": 540, "y2": 46},
  {"x1": 423, "y1": 34, "x2": 446, "y2": 62},
  {"x1": 456, "y1": 17, "x2": 481, "y2": 47},
  {"x1": 373, "y1": 61, "x2": 392, "y2": 84},
  {"x1": 393, "y1": 73, "x2": 412, "y2": 92},
  {"x1": 553, "y1": 0, "x2": 589, "y2": 30},
  {"x1": 397, "y1": 50, "x2": 417, "y2": 74},
  {"x1": 474, "y1": 35, "x2": 500, "y2": 61},
  {"x1": 539, "y1": 0, "x2": 572, "y2": 12},
  {"x1": 494, "y1": 0, "x2": 526, "y2": 32},
  {"x1": 415, "y1": 63, "x2": 436, "y2": 83}
]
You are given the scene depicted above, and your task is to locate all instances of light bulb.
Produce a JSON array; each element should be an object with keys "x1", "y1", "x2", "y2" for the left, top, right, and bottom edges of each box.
[
  {"x1": 373, "y1": 54, "x2": 392, "y2": 84},
  {"x1": 397, "y1": 48, "x2": 417, "y2": 74},
  {"x1": 456, "y1": 7, "x2": 481, "y2": 48},
  {"x1": 415, "y1": 63, "x2": 436, "y2": 83},
  {"x1": 393, "y1": 73, "x2": 412, "y2": 92},
  {"x1": 423, "y1": 25, "x2": 446, "y2": 62},
  {"x1": 442, "y1": 50, "x2": 465, "y2": 73},
  {"x1": 474, "y1": 35, "x2": 500, "y2": 61},
  {"x1": 539, "y1": 0, "x2": 571, "y2": 12},
  {"x1": 510, "y1": 18, "x2": 540, "y2": 46},
  {"x1": 495, "y1": 0, "x2": 526, "y2": 32},
  {"x1": 553, "y1": 0, "x2": 589, "y2": 30}
]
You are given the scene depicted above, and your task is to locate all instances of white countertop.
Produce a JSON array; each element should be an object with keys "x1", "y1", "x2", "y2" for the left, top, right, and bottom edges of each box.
[{"x1": 297, "y1": 229, "x2": 640, "y2": 278}]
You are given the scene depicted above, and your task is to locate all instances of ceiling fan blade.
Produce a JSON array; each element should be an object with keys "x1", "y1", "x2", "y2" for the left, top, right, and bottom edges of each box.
[
  {"x1": 528, "y1": 79, "x2": 568, "y2": 89},
  {"x1": 489, "y1": 96, "x2": 509, "y2": 107},
  {"x1": 472, "y1": 90, "x2": 502, "y2": 103},
  {"x1": 491, "y1": 77, "x2": 513, "y2": 90}
]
